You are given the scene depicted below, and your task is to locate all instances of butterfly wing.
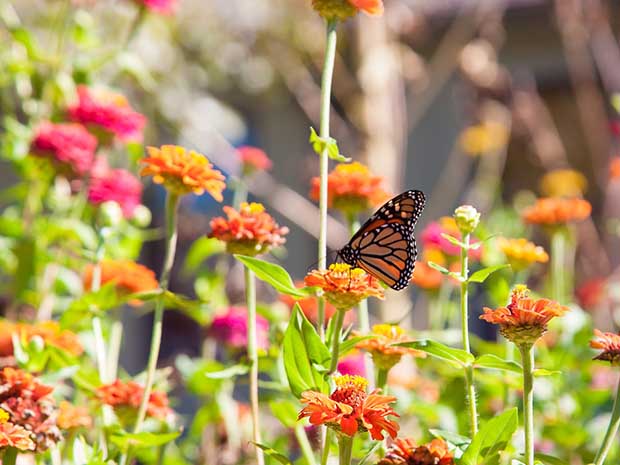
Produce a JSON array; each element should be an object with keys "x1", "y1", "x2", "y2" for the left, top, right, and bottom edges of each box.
[{"x1": 341, "y1": 190, "x2": 426, "y2": 291}]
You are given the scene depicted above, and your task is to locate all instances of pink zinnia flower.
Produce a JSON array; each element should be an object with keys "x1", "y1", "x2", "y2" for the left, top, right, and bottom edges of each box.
[
  {"x1": 88, "y1": 168, "x2": 143, "y2": 217},
  {"x1": 209, "y1": 306, "x2": 269, "y2": 351},
  {"x1": 420, "y1": 218, "x2": 482, "y2": 260},
  {"x1": 138, "y1": 0, "x2": 176, "y2": 14},
  {"x1": 237, "y1": 146, "x2": 272, "y2": 173},
  {"x1": 31, "y1": 122, "x2": 97, "y2": 175},
  {"x1": 68, "y1": 86, "x2": 146, "y2": 143},
  {"x1": 337, "y1": 351, "x2": 366, "y2": 377}
]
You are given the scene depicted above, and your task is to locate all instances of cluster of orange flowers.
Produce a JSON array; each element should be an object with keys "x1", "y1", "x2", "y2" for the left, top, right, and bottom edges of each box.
[
  {"x1": 355, "y1": 324, "x2": 425, "y2": 370},
  {"x1": 522, "y1": 197, "x2": 591, "y2": 226},
  {"x1": 304, "y1": 263, "x2": 384, "y2": 311},
  {"x1": 0, "y1": 320, "x2": 83, "y2": 358},
  {"x1": 56, "y1": 401, "x2": 92, "y2": 430},
  {"x1": 83, "y1": 259, "x2": 159, "y2": 305},
  {"x1": 298, "y1": 375, "x2": 398, "y2": 440},
  {"x1": 497, "y1": 237, "x2": 549, "y2": 272},
  {"x1": 96, "y1": 379, "x2": 172, "y2": 421},
  {"x1": 378, "y1": 437, "x2": 454, "y2": 465}
]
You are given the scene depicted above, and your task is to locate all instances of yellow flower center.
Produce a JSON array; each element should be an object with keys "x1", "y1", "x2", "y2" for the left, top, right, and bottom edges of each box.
[
  {"x1": 334, "y1": 374, "x2": 368, "y2": 391},
  {"x1": 331, "y1": 375, "x2": 368, "y2": 408},
  {"x1": 241, "y1": 202, "x2": 266, "y2": 214},
  {"x1": 0, "y1": 408, "x2": 9, "y2": 424},
  {"x1": 334, "y1": 161, "x2": 370, "y2": 176},
  {"x1": 372, "y1": 324, "x2": 404, "y2": 339}
]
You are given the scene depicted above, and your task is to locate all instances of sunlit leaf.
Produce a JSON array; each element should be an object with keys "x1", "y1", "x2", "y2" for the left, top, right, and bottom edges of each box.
[
  {"x1": 469, "y1": 265, "x2": 511, "y2": 284},
  {"x1": 460, "y1": 408, "x2": 518, "y2": 465},
  {"x1": 252, "y1": 443, "x2": 292, "y2": 465},
  {"x1": 309, "y1": 127, "x2": 351, "y2": 162},
  {"x1": 474, "y1": 354, "x2": 522, "y2": 374},
  {"x1": 109, "y1": 431, "x2": 180, "y2": 449},
  {"x1": 235, "y1": 255, "x2": 313, "y2": 297},
  {"x1": 394, "y1": 340, "x2": 474, "y2": 368}
]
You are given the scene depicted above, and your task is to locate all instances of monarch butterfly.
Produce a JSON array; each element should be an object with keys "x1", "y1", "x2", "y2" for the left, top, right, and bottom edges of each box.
[{"x1": 337, "y1": 190, "x2": 427, "y2": 291}]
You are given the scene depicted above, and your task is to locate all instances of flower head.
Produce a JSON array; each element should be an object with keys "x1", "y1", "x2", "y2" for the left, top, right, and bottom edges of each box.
[
  {"x1": 540, "y1": 169, "x2": 587, "y2": 198},
  {"x1": 88, "y1": 168, "x2": 142, "y2": 218},
  {"x1": 611, "y1": 158, "x2": 620, "y2": 181},
  {"x1": 96, "y1": 380, "x2": 172, "y2": 421},
  {"x1": 140, "y1": 145, "x2": 226, "y2": 198},
  {"x1": 337, "y1": 351, "x2": 366, "y2": 377},
  {"x1": 590, "y1": 329, "x2": 620, "y2": 365},
  {"x1": 498, "y1": 237, "x2": 549, "y2": 272},
  {"x1": 0, "y1": 320, "x2": 83, "y2": 357},
  {"x1": 57, "y1": 401, "x2": 92, "y2": 430},
  {"x1": 420, "y1": 218, "x2": 482, "y2": 260},
  {"x1": 378, "y1": 437, "x2": 454, "y2": 465},
  {"x1": 298, "y1": 375, "x2": 398, "y2": 440},
  {"x1": 453, "y1": 205, "x2": 480, "y2": 235},
  {"x1": 480, "y1": 285, "x2": 568, "y2": 345},
  {"x1": 208, "y1": 307, "x2": 269, "y2": 351},
  {"x1": 0, "y1": 420, "x2": 36, "y2": 451},
  {"x1": 304, "y1": 264, "x2": 384, "y2": 311},
  {"x1": 522, "y1": 197, "x2": 591, "y2": 226},
  {"x1": 311, "y1": 0, "x2": 383, "y2": 20},
  {"x1": 83, "y1": 260, "x2": 158, "y2": 305},
  {"x1": 459, "y1": 121, "x2": 508, "y2": 156},
  {"x1": 31, "y1": 122, "x2": 96, "y2": 176},
  {"x1": 137, "y1": 0, "x2": 176, "y2": 14},
  {"x1": 576, "y1": 278, "x2": 608, "y2": 311},
  {"x1": 410, "y1": 261, "x2": 443, "y2": 291},
  {"x1": 310, "y1": 162, "x2": 390, "y2": 216},
  {"x1": 237, "y1": 146, "x2": 272, "y2": 174},
  {"x1": 68, "y1": 86, "x2": 146, "y2": 142},
  {"x1": 209, "y1": 202, "x2": 288, "y2": 256},
  {"x1": 355, "y1": 324, "x2": 425, "y2": 370}
]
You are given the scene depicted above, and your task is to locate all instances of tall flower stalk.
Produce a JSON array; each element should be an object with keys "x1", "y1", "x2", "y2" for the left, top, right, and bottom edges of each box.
[{"x1": 518, "y1": 343, "x2": 535, "y2": 465}]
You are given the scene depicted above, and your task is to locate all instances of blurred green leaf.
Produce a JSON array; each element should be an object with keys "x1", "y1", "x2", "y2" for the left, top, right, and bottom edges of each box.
[
  {"x1": 460, "y1": 408, "x2": 518, "y2": 465},
  {"x1": 533, "y1": 454, "x2": 569, "y2": 465},
  {"x1": 269, "y1": 400, "x2": 299, "y2": 428},
  {"x1": 110, "y1": 431, "x2": 180, "y2": 449},
  {"x1": 441, "y1": 233, "x2": 466, "y2": 249},
  {"x1": 309, "y1": 127, "x2": 350, "y2": 162},
  {"x1": 252, "y1": 443, "x2": 292, "y2": 465},
  {"x1": 205, "y1": 364, "x2": 249, "y2": 380},
  {"x1": 474, "y1": 354, "x2": 522, "y2": 374},
  {"x1": 427, "y1": 261, "x2": 451, "y2": 275},
  {"x1": 184, "y1": 237, "x2": 224, "y2": 272},
  {"x1": 234, "y1": 255, "x2": 312, "y2": 298},
  {"x1": 533, "y1": 369, "x2": 561, "y2": 377},
  {"x1": 339, "y1": 335, "x2": 373, "y2": 357},
  {"x1": 395, "y1": 339, "x2": 474, "y2": 368},
  {"x1": 429, "y1": 429, "x2": 471, "y2": 448},
  {"x1": 469, "y1": 265, "x2": 510, "y2": 284}
]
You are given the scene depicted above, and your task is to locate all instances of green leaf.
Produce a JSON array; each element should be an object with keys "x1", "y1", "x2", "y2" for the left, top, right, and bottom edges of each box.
[
  {"x1": 338, "y1": 335, "x2": 373, "y2": 357},
  {"x1": 357, "y1": 442, "x2": 382, "y2": 465},
  {"x1": 282, "y1": 305, "x2": 330, "y2": 397},
  {"x1": 109, "y1": 431, "x2": 180, "y2": 449},
  {"x1": 205, "y1": 364, "x2": 249, "y2": 379},
  {"x1": 427, "y1": 261, "x2": 451, "y2": 275},
  {"x1": 469, "y1": 265, "x2": 511, "y2": 284},
  {"x1": 269, "y1": 401, "x2": 299, "y2": 428},
  {"x1": 252, "y1": 443, "x2": 292, "y2": 465},
  {"x1": 474, "y1": 354, "x2": 522, "y2": 374},
  {"x1": 184, "y1": 237, "x2": 225, "y2": 272},
  {"x1": 394, "y1": 340, "x2": 474, "y2": 368},
  {"x1": 234, "y1": 255, "x2": 312, "y2": 298},
  {"x1": 162, "y1": 290, "x2": 211, "y2": 325},
  {"x1": 533, "y1": 453, "x2": 569, "y2": 465},
  {"x1": 428, "y1": 429, "x2": 471, "y2": 448},
  {"x1": 460, "y1": 408, "x2": 518, "y2": 465},
  {"x1": 308, "y1": 127, "x2": 351, "y2": 162},
  {"x1": 533, "y1": 369, "x2": 561, "y2": 377},
  {"x1": 440, "y1": 233, "x2": 467, "y2": 249}
]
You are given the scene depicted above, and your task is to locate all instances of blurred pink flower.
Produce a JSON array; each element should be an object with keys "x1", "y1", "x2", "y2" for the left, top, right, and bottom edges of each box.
[
  {"x1": 68, "y1": 86, "x2": 146, "y2": 143},
  {"x1": 31, "y1": 122, "x2": 96, "y2": 175},
  {"x1": 88, "y1": 168, "x2": 143, "y2": 217},
  {"x1": 237, "y1": 146, "x2": 272, "y2": 173},
  {"x1": 209, "y1": 307, "x2": 269, "y2": 351},
  {"x1": 138, "y1": 0, "x2": 176, "y2": 14},
  {"x1": 420, "y1": 218, "x2": 482, "y2": 260},
  {"x1": 337, "y1": 351, "x2": 366, "y2": 377}
]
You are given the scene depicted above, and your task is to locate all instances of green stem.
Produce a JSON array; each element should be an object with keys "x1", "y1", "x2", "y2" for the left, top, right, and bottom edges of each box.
[
  {"x1": 550, "y1": 228, "x2": 566, "y2": 303},
  {"x1": 376, "y1": 368, "x2": 388, "y2": 393},
  {"x1": 107, "y1": 319, "x2": 123, "y2": 380},
  {"x1": 321, "y1": 428, "x2": 333, "y2": 465},
  {"x1": 460, "y1": 233, "x2": 478, "y2": 435},
  {"x1": 519, "y1": 344, "x2": 535, "y2": 465},
  {"x1": 295, "y1": 424, "x2": 318, "y2": 465},
  {"x1": 329, "y1": 310, "x2": 346, "y2": 374},
  {"x1": 593, "y1": 373, "x2": 620, "y2": 465},
  {"x1": 3, "y1": 447, "x2": 17, "y2": 465},
  {"x1": 316, "y1": 18, "x2": 338, "y2": 341},
  {"x1": 232, "y1": 176, "x2": 248, "y2": 209},
  {"x1": 338, "y1": 435, "x2": 353, "y2": 465},
  {"x1": 245, "y1": 266, "x2": 265, "y2": 465}
]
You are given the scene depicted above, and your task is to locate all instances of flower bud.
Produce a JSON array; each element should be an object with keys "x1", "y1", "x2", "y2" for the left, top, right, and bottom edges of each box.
[
  {"x1": 454, "y1": 205, "x2": 480, "y2": 235},
  {"x1": 131, "y1": 204, "x2": 152, "y2": 228},
  {"x1": 99, "y1": 201, "x2": 123, "y2": 227},
  {"x1": 312, "y1": 0, "x2": 357, "y2": 20}
]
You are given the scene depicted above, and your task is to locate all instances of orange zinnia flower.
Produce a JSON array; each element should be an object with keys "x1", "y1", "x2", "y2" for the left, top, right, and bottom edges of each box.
[
  {"x1": 309, "y1": 162, "x2": 390, "y2": 216},
  {"x1": 522, "y1": 197, "x2": 591, "y2": 226},
  {"x1": 298, "y1": 375, "x2": 399, "y2": 440},
  {"x1": 140, "y1": 145, "x2": 226, "y2": 199},
  {"x1": 209, "y1": 202, "x2": 289, "y2": 256},
  {"x1": 378, "y1": 437, "x2": 454, "y2": 465},
  {"x1": 57, "y1": 401, "x2": 92, "y2": 430},
  {"x1": 480, "y1": 285, "x2": 568, "y2": 345},
  {"x1": 83, "y1": 259, "x2": 158, "y2": 305},
  {"x1": 304, "y1": 263, "x2": 384, "y2": 311},
  {"x1": 590, "y1": 329, "x2": 620, "y2": 365},
  {"x1": 0, "y1": 418, "x2": 36, "y2": 451},
  {"x1": 611, "y1": 158, "x2": 620, "y2": 181},
  {"x1": 410, "y1": 261, "x2": 443, "y2": 290},
  {"x1": 311, "y1": 0, "x2": 383, "y2": 20},
  {"x1": 355, "y1": 324, "x2": 425, "y2": 370},
  {"x1": 96, "y1": 379, "x2": 172, "y2": 421},
  {"x1": 498, "y1": 237, "x2": 549, "y2": 272},
  {"x1": 0, "y1": 320, "x2": 83, "y2": 357}
]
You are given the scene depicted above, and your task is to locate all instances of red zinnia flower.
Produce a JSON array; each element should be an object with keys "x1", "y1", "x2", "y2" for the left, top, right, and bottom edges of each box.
[
  {"x1": 88, "y1": 168, "x2": 142, "y2": 217},
  {"x1": 96, "y1": 379, "x2": 172, "y2": 420},
  {"x1": 378, "y1": 437, "x2": 455, "y2": 465},
  {"x1": 31, "y1": 122, "x2": 96, "y2": 175},
  {"x1": 237, "y1": 146, "x2": 272, "y2": 173},
  {"x1": 298, "y1": 375, "x2": 399, "y2": 440},
  {"x1": 68, "y1": 86, "x2": 146, "y2": 142}
]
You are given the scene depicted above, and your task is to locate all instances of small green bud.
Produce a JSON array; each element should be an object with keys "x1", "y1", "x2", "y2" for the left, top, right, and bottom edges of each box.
[
  {"x1": 99, "y1": 201, "x2": 123, "y2": 227},
  {"x1": 454, "y1": 205, "x2": 480, "y2": 234},
  {"x1": 131, "y1": 204, "x2": 152, "y2": 228}
]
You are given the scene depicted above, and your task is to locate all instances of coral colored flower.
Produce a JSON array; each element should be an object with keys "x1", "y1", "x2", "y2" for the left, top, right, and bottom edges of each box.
[
  {"x1": 355, "y1": 324, "x2": 425, "y2": 370},
  {"x1": 304, "y1": 263, "x2": 384, "y2": 311},
  {"x1": 96, "y1": 380, "x2": 172, "y2": 420},
  {"x1": 237, "y1": 146, "x2": 272, "y2": 173},
  {"x1": 311, "y1": 0, "x2": 383, "y2": 20},
  {"x1": 16, "y1": 321, "x2": 83, "y2": 357},
  {"x1": 83, "y1": 259, "x2": 158, "y2": 305},
  {"x1": 309, "y1": 162, "x2": 390, "y2": 215},
  {"x1": 141, "y1": 145, "x2": 226, "y2": 198},
  {"x1": 337, "y1": 351, "x2": 366, "y2": 377},
  {"x1": 88, "y1": 168, "x2": 142, "y2": 217},
  {"x1": 348, "y1": 0, "x2": 383, "y2": 15},
  {"x1": 68, "y1": 86, "x2": 146, "y2": 142},
  {"x1": 420, "y1": 218, "x2": 482, "y2": 260},
  {"x1": 298, "y1": 375, "x2": 399, "y2": 440},
  {"x1": 410, "y1": 261, "x2": 443, "y2": 290},
  {"x1": 522, "y1": 197, "x2": 591, "y2": 226},
  {"x1": 576, "y1": 278, "x2": 608, "y2": 311},
  {"x1": 590, "y1": 329, "x2": 620, "y2": 365},
  {"x1": 57, "y1": 401, "x2": 92, "y2": 430},
  {"x1": 0, "y1": 420, "x2": 36, "y2": 451},
  {"x1": 498, "y1": 237, "x2": 549, "y2": 272},
  {"x1": 540, "y1": 169, "x2": 588, "y2": 198},
  {"x1": 0, "y1": 367, "x2": 54, "y2": 401},
  {"x1": 480, "y1": 285, "x2": 568, "y2": 345},
  {"x1": 378, "y1": 437, "x2": 454, "y2": 465},
  {"x1": 137, "y1": 0, "x2": 175, "y2": 14},
  {"x1": 208, "y1": 307, "x2": 269, "y2": 351},
  {"x1": 459, "y1": 121, "x2": 508, "y2": 156},
  {"x1": 611, "y1": 158, "x2": 620, "y2": 181},
  {"x1": 31, "y1": 122, "x2": 97, "y2": 175},
  {"x1": 209, "y1": 202, "x2": 288, "y2": 256}
]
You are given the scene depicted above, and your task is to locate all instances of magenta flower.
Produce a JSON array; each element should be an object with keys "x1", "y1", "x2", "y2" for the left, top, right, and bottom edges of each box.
[
  {"x1": 88, "y1": 168, "x2": 143, "y2": 217},
  {"x1": 337, "y1": 351, "x2": 366, "y2": 377},
  {"x1": 209, "y1": 307, "x2": 269, "y2": 351},
  {"x1": 68, "y1": 86, "x2": 146, "y2": 143},
  {"x1": 420, "y1": 219, "x2": 482, "y2": 260},
  {"x1": 137, "y1": 0, "x2": 176, "y2": 14},
  {"x1": 31, "y1": 122, "x2": 97, "y2": 175}
]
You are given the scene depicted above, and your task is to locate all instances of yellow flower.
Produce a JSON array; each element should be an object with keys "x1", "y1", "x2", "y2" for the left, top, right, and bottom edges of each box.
[
  {"x1": 498, "y1": 237, "x2": 549, "y2": 272},
  {"x1": 540, "y1": 169, "x2": 587, "y2": 198},
  {"x1": 459, "y1": 121, "x2": 508, "y2": 156}
]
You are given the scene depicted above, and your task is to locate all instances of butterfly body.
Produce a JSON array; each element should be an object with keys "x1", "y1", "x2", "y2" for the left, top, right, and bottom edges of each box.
[{"x1": 337, "y1": 190, "x2": 426, "y2": 291}]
